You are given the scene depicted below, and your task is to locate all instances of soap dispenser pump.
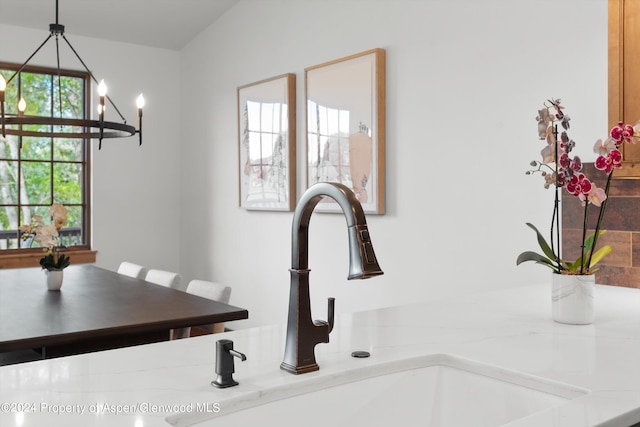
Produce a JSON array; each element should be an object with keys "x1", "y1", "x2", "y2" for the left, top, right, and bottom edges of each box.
[{"x1": 212, "y1": 339, "x2": 246, "y2": 388}]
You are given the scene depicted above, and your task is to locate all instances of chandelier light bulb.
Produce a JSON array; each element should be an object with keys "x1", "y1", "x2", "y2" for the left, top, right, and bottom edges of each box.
[
  {"x1": 18, "y1": 97, "x2": 26, "y2": 113},
  {"x1": 136, "y1": 94, "x2": 145, "y2": 109},
  {"x1": 0, "y1": 75, "x2": 6, "y2": 92},
  {"x1": 98, "y1": 79, "x2": 107, "y2": 97}
]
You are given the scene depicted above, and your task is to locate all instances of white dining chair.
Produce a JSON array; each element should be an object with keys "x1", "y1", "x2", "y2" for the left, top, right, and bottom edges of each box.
[
  {"x1": 175, "y1": 280, "x2": 232, "y2": 339},
  {"x1": 144, "y1": 269, "x2": 185, "y2": 291},
  {"x1": 117, "y1": 261, "x2": 147, "y2": 280}
]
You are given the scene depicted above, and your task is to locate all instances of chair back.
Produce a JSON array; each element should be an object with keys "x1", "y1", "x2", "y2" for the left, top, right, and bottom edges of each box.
[
  {"x1": 174, "y1": 280, "x2": 232, "y2": 338},
  {"x1": 117, "y1": 262, "x2": 146, "y2": 280},
  {"x1": 145, "y1": 269, "x2": 184, "y2": 291},
  {"x1": 187, "y1": 280, "x2": 231, "y2": 304}
]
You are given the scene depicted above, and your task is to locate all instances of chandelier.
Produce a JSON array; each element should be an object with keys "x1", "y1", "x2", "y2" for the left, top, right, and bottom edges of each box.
[{"x1": 0, "y1": 0, "x2": 144, "y2": 149}]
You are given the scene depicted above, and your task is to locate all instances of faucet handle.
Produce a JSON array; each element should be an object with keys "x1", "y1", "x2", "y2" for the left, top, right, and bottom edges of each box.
[
  {"x1": 312, "y1": 297, "x2": 335, "y2": 334},
  {"x1": 327, "y1": 297, "x2": 335, "y2": 333}
]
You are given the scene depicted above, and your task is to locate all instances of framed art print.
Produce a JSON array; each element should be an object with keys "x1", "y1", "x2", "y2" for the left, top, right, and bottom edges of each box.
[
  {"x1": 238, "y1": 74, "x2": 296, "y2": 211},
  {"x1": 305, "y1": 48, "x2": 385, "y2": 214}
]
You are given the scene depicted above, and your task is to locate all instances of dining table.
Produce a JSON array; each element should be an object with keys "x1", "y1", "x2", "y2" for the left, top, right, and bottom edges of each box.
[{"x1": 0, "y1": 264, "x2": 248, "y2": 360}]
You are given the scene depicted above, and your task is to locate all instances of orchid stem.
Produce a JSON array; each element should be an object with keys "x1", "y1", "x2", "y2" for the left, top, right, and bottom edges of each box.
[
  {"x1": 580, "y1": 201, "x2": 590, "y2": 274},
  {"x1": 551, "y1": 124, "x2": 562, "y2": 273},
  {"x1": 586, "y1": 170, "x2": 614, "y2": 270}
]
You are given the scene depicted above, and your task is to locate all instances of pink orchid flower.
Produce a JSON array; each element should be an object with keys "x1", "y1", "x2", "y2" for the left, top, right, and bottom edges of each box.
[
  {"x1": 566, "y1": 173, "x2": 592, "y2": 197},
  {"x1": 540, "y1": 144, "x2": 555, "y2": 164},
  {"x1": 578, "y1": 184, "x2": 607, "y2": 207},
  {"x1": 610, "y1": 121, "x2": 636, "y2": 145},
  {"x1": 593, "y1": 137, "x2": 616, "y2": 156},
  {"x1": 595, "y1": 148, "x2": 622, "y2": 174}
]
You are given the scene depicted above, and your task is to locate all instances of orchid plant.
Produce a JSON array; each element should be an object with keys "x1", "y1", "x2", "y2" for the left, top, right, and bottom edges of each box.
[
  {"x1": 517, "y1": 99, "x2": 639, "y2": 275},
  {"x1": 20, "y1": 204, "x2": 71, "y2": 271}
]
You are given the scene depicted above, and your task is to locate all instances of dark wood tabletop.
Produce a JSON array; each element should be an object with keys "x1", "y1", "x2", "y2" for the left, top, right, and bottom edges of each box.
[{"x1": 0, "y1": 265, "x2": 248, "y2": 358}]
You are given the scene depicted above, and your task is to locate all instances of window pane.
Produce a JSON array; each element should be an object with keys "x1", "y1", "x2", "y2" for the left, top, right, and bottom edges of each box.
[
  {"x1": 21, "y1": 72, "x2": 52, "y2": 117},
  {"x1": 0, "y1": 206, "x2": 18, "y2": 249},
  {"x1": 54, "y1": 76, "x2": 84, "y2": 119},
  {"x1": 53, "y1": 138, "x2": 83, "y2": 162},
  {"x1": 0, "y1": 160, "x2": 18, "y2": 203},
  {"x1": 54, "y1": 163, "x2": 83, "y2": 204},
  {"x1": 0, "y1": 69, "x2": 19, "y2": 115},
  {"x1": 21, "y1": 137, "x2": 52, "y2": 161},
  {"x1": 20, "y1": 206, "x2": 43, "y2": 228},
  {"x1": 59, "y1": 205, "x2": 84, "y2": 246},
  {"x1": 0, "y1": 136, "x2": 20, "y2": 160},
  {"x1": 22, "y1": 162, "x2": 52, "y2": 206}
]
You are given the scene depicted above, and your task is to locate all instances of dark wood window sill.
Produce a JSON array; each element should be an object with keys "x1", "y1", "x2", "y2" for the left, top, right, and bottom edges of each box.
[{"x1": 0, "y1": 250, "x2": 97, "y2": 269}]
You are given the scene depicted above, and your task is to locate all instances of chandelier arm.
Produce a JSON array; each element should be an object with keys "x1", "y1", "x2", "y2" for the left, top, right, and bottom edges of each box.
[
  {"x1": 6, "y1": 35, "x2": 54, "y2": 85},
  {"x1": 1, "y1": 96, "x2": 4, "y2": 138},
  {"x1": 55, "y1": 36, "x2": 63, "y2": 118},
  {"x1": 60, "y1": 34, "x2": 128, "y2": 123},
  {"x1": 1, "y1": 0, "x2": 143, "y2": 148},
  {"x1": 1, "y1": 116, "x2": 136, "y2": 139}
]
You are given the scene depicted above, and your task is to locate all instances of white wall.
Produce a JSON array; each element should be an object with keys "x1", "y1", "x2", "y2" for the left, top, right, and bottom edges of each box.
[
  {"x1": 3, "y1": 0, "x2": 606, "y2": 331},
  {"x1": 180, "y1": 0, "x2": 608, "y2": 329},
  {"x1": 0, "y1": 23, "x2": 182, "y2": 273}
]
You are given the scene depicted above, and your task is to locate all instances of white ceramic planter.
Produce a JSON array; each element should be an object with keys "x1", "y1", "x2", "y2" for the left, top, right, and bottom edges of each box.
[
  {"x1": 45, "y1": 269, "x2": 64, "y2": 291},
  {"x1": 552, "y1": 273, "x2": 595, "y2": 325}
]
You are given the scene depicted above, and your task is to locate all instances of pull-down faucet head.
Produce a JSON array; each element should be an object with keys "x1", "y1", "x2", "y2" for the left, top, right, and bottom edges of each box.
[{"x1": 291, "y1": 181, "x2": 383, "y2": 279}]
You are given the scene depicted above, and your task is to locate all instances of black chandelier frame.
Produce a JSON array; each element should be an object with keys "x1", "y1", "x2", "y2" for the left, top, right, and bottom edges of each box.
[{"x1": 0, "y1": 0, "x2": 143, "y2": 149}]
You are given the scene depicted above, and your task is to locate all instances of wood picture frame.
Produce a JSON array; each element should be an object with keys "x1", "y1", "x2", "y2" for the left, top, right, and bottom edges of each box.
[
  {"x1": 238, "y1": 74, "x2": 296, "y2": 211},
  {"x1": 305, "y1": 48, "x2": 385, "y2": 214}
]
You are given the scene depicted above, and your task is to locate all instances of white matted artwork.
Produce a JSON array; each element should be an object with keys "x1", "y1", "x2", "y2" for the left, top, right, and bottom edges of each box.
[
  {"x1": 238, "y1": 74, "x2": 296, "y2": 211},
  {"x1": 305, "y1": 48, "x2": 385, "y2": 214}
]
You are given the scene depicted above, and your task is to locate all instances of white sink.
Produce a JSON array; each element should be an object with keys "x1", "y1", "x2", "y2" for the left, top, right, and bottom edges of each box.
[{"x1": 169, "y1": 354, "x2": 589, "y2": 427}]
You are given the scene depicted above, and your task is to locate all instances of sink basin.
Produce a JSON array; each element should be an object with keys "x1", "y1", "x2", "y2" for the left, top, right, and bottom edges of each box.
[{"x1": 168, "y1": 354, "x2": 589, "y2": 427}]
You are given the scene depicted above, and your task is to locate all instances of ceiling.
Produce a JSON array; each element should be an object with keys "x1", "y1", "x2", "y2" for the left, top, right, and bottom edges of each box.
[{"x1": 0, "y1": 0, "x2": 239, "y2": 50}]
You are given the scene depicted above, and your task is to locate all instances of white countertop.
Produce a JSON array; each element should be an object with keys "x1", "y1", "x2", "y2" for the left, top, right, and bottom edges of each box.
[{"x1": 2, "y1": 283, "x2": 640, "y2": 427}]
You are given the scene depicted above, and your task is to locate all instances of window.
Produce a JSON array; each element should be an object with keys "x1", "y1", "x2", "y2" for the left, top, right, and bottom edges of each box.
[
  {"x1": 0, "y1": 62, "x2": 91, "y2": 258},
  {"x1": 307, "y1": 100, "x2": 352, "y2": 185}
]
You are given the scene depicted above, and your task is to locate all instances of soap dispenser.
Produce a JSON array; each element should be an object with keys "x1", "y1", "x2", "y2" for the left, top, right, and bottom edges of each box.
[{"x1": 212, "y1": 339, "x2": 246, "y2": 388}]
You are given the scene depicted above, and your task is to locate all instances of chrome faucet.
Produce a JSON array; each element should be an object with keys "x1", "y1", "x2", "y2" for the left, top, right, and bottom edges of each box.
[{"x1": 280, "y1": 182, "x2": 383, "y2": 375}]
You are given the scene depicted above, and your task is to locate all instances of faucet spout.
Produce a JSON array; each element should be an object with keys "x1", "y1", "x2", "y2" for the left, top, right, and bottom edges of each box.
[{"x1": 281, "y1": 182, "x2": 383, "y2": 375}]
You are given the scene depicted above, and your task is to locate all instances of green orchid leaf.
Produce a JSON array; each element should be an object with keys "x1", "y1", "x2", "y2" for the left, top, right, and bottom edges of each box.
[
  {"x1": 583, "y1": 230, "x2": 607, "y2": 253},
  {"x1": 589, "y1": 245, "x2": 612, "y2": 269},
  {"x1": 525, "y1": 223, "x2": 558, "y2": 261},
  {"x1": 564, "y1": 259, "x2": 578, "y2": 272},
  {"x1": 516, "y1": 251, "x2": 558, "y2": 271}
]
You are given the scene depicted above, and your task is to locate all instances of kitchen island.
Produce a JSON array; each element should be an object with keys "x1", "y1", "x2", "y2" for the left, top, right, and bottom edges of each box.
[{"x1": 1, "y1": 283, "x2": 640, "y2": 426}]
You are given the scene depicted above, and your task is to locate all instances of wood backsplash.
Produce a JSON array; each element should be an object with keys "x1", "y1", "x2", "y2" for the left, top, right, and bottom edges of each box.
[{"x1": 562, "y1": 163, "x2": 640, "y2": 287}]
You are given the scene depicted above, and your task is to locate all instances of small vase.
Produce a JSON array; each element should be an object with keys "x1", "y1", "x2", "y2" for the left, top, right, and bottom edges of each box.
[
  {"x1": 552, "y1": 273, "x2": 595, "y2": 325},
  {"x1": 45, "y1": 269, "x2": 64, "y2": 291}
]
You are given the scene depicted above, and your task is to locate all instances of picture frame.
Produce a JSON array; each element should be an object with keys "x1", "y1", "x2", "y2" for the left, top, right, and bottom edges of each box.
[
  {"x1": 305, "y1": 48, "x2": 386, "y2": 214},
  {"x1": 238, "y1": 74, "x2": 296, "y2": 211}
]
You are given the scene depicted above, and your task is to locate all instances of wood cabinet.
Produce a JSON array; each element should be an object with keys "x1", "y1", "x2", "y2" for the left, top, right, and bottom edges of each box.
[{"x1": 610, "y1": 0, "x2": 640, "y2": 175}]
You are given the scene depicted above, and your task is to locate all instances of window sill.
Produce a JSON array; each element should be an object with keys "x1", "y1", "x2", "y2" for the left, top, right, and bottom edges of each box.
[{"x1": 0, "y1": 250, "x2": 97, "y2": 269}]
